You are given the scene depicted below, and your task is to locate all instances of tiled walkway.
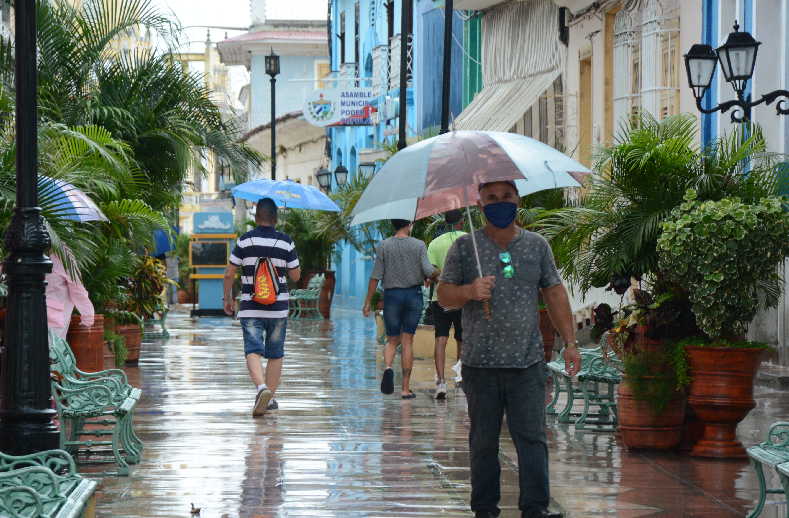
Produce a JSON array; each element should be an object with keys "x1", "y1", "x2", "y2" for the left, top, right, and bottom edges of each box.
[{"x1": 87, "y1": 309, "x2": 789, "y2": 517}]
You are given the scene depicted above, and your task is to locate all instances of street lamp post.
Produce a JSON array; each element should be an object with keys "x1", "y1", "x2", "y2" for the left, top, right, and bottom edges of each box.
[
  {"x1": 397, "y1": 0, "x2": 412, "y2": 150},
  {"x1": 440, "y1": 0, "x2": 453, "y2": 134},
  {"x1": 265, "y1": 49, "x2": 280, "y2": 180},
  {"x1": 0, "y1": 0, "x2": 59, "y2": 454},
  {"x1": 684, "y1": 22, "x2": 789, "y2": 123}
]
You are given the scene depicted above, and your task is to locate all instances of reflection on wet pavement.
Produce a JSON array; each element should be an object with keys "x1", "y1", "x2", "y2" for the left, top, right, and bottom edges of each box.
[{"x1": 88, "y1": 309, "x2": 789, "y2": 517}]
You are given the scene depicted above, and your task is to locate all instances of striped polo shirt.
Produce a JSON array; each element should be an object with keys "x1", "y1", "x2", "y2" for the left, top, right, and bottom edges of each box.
[{"x1": 229, "y1": 226, "x2": 300, "y2": 319}]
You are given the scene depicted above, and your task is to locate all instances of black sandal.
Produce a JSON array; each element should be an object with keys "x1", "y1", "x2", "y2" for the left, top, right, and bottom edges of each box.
[{"x1": 401, "y1": 392, "x2": 416, "y2": 399}]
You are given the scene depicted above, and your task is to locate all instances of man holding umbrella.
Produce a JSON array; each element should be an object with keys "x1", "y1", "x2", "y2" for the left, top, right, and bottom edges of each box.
[
  {"x1": 224, "y1": 198, "x2": 301, "y2": 417},
  {"x1": 438, "y1": 181, "x2": 580, "y2": 518}
]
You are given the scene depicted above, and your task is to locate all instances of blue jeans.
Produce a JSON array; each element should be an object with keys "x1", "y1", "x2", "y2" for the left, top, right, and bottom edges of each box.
[
  {"x1": 383, "y1": 287, "x2": 424, "y2": 336},
  {"x1": 462, "y1": 363, "x2": 549, "y2": 515},
  {"x1": 239, "y1": 318, "x2": 287, "y2": 359}
]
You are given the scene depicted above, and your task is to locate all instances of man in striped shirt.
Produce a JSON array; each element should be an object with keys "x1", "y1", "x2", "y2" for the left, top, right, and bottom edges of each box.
[{"x1": 224, "y1": 198, "x2": 301, "y2": 417}]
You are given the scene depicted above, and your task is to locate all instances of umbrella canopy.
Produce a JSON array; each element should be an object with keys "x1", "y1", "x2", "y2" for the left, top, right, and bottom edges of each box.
[
  {"x1": 37, "y1": 175, "x2": 107, "y2": 222},
  {"x1": 350, "y1": 131, "x2": 590, "y2": 226},
  {"x1": 231, "y1": 179, "x2": 341, "y2": 212}
]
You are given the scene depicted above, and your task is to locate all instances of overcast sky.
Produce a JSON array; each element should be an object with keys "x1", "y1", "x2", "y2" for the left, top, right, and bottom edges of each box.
[{"x1": 151, "y1": 0, "x2": 327, "y2": 106}]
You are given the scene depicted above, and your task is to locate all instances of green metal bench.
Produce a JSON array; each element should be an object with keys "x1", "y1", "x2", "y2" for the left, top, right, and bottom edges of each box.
[
  {"x1": 746, "y1": 421, "x2": 789, "y2": 517},
  {"x1": 546, "y1": 334, "x2": 621, "y2": 431},
  {"x1": 0, "y1": 449, "x2": 96, "y2": 518},
  {"x1": 49, "y1": 334, "x2": 143, "y2": 476},
  {"x1": 290, "y1": 274, "x2": 324, "y2": 319},
  {"x1": 49, "y1": 333, "x2": 141, "y2": 405},
  {"x1": 144, "y1": 306, "x2": 169, "y2": 339}
]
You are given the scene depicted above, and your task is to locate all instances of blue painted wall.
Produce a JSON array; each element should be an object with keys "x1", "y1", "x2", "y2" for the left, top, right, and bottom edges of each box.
[
  {"x1": 701, "y1": 0, "x2": 719, "y2": 147},
  {"x1": 327, "y1": 0, "x2": 463, "y2": 309},
  {"x1": 250, "y1": 54, "x2": 329, "y2": 128}
]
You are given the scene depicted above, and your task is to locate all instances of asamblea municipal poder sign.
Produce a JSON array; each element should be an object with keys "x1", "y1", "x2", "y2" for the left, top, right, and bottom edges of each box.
[{"x1": 304, "y1": 87, "x2": 376, "y2": 127}]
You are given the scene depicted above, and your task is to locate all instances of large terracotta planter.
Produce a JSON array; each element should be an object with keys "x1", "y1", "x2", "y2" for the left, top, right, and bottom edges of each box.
[
  {"x1": 538, "y1": 309, "x2": 555, "y2": 362},
  {"x1": 66, "y1": 314, "x2": 105, "y2": 373},
  {"x1": 686, "y1": 346, "x2": 763, "y2": 458},
  {"x1": 617, "y1": 378, "x2": 686, "y2": 450},
  {"x1": 117, "y1": 324, "x2": 142, "y2": 365},
  {"x1": 319, "y1": 271, "x2": 336, "y2": 320}
]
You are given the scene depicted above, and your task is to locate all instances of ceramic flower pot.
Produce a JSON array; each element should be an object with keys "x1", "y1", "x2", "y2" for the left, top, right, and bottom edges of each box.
[
  {"x1": 66, "y1": 314, "x2": 105, "y2": 373},
  {"x1": 617, "y1": 378, "x2": 686, "y2": 450},
  {"x1": 685, "y1": 345, "x2": 763, "y2": 458},
  {"x1": 117, "y1": 323, "x2": 143, "y2": 365}
]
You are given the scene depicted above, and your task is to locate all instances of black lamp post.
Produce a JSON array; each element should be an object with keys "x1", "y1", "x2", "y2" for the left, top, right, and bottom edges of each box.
[
  {"x1": 334, "y1": 165, "x2": 349, "y2": 189},
  {"x1": 265, "y1": 48, "x2": 280, "y2": 180},
  {"x1": 440, "y1": 0, "x2": 453, "y2": 134},
  {"x1": 685, "y1": 21, "x2": 789, "y2": 123},
  {"x1": 315, "y1": 167, "x2": 331, "y2": 191},
  {"x1": 0, "y1": 0, "x2": 59, "y2": 453},
  {"x1": 397, "y1": 0, "x2": 412, "y2": 150}
]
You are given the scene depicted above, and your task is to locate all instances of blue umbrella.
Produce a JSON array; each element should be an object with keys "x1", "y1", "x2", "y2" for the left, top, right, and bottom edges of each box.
[
  {"x1": 231, "y1": 179, "x2": 341, "y2": 212},
  {"x1": 37, "y1": 175, "x2": 107, "y2": 222}
]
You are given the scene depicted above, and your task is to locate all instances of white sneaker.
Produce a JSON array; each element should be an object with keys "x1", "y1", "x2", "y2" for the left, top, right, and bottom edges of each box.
[
  {"x1": 451, "y1": 360, "x2": 462, "y2": 382},
  {"x1": 435, "y1": 381, "x2": 448, "y2": 400}
]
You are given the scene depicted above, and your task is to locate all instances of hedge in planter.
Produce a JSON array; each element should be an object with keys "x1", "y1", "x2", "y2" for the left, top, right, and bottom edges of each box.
[{"x1": 658, "y1": 191, "x2": 789, "y2": 457}]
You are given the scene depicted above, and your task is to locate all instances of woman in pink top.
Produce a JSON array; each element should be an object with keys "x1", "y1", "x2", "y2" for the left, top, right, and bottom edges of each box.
[{"x1": 46, "y1": 252, "x2": 95, "y2": 339}]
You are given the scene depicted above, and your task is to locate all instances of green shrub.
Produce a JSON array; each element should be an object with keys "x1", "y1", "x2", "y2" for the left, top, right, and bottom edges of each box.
[{"x1": 658, "y1": 191, "x2": 789, "y2": 340}]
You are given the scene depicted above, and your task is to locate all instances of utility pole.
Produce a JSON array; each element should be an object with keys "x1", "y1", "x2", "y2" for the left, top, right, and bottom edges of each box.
[{"x1": 440, "y1": 0, "x2": 454, "y2": 134}]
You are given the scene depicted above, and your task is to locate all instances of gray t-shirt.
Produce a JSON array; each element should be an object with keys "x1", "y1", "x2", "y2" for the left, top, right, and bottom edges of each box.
[
  {"x1": 440, "y1": 228, "x2": 562, "y2": 369},
  {"x1": 372, "y1": 236, "x2": 436, "y2": 289}
]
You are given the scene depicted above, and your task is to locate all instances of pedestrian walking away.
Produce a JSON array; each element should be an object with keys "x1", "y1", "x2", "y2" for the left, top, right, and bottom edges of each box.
[
  {"x1": 363, "y1": 219, "x2": 438, "y2": 399},
  {"x1": 224, "y1": 198, "x2": 301, "y2": 417},
  {"x1": 427, "y1": 209, "x2": 466, "y2": 399},
  {"x1": 437, "y1": 181, "x2": 581, "y2": 518}
]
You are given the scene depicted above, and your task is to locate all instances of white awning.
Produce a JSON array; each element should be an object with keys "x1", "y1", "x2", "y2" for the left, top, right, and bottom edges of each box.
[
  {"x1": 454, "y1": 0, "x2": 563, "y2": 132},
  {"x1": 454, "y1": 67, "x2": 562, "y2": 131}
]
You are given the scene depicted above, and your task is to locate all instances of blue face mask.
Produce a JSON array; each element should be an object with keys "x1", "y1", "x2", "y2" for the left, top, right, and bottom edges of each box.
[{"x1": 483, "y1": 202, "x2": 517, "y2": 229}]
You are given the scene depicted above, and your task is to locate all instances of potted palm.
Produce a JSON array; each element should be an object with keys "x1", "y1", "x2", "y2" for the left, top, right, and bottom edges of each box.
[
  {"x1": 657, "y1": 192, "x2": 789, "y2": 458},
  {"x1": 538, "y1": 115, "x2": 781, "y2": 450}
]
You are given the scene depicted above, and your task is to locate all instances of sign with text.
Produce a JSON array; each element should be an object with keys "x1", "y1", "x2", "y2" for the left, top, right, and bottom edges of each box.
[{"x1": 304, "y1": 88, "x2": 377, "y2": 127}]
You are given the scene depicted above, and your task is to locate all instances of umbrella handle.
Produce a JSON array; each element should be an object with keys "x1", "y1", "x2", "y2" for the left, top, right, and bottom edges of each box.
[
  {"x1": 483, "y1": 301, "x2": 492, "y2": 320},
  {"x1": 465, "y1": 203, "x2": 492, "y2": 320}
]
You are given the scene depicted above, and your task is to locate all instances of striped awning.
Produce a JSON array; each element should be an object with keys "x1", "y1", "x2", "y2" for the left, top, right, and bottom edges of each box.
[{"x1": 454, "y1": 0, "x2": 563, "y2": 131}]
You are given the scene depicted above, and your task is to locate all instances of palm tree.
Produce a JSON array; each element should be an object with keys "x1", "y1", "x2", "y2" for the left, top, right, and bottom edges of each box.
[
  {"x1": 0, "y1": 0, "x2": 260, "y2": 212},
  {"x1": 538, "y1": 113, "x2": 780, "y2": 296}
]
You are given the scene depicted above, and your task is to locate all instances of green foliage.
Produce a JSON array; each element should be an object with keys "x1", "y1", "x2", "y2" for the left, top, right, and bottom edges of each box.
[
  {"x1": 82, "y1": 238, "x2": 139, "y2": 313},
  {"x1": 108, "y1": 310, "x2": 143, "y2": 326},
  {"x1": 175, "y1": 232, "x2": 192, "y2": 291},
  {"x1": 538, "y1": 113, "x2": 781, "y2": 295},
  {"x1": 281, "y1": 209, "x2": 333, "y2": 272},
  {"x1": 623, "y1": 348, "x2": 678, "y2": 415},
  {"x1": 658, "y1": 193, "x2": 789, "y2": 340},
  {"x1": 127, "y1": 256, "x2": 170, "y2": 319},
  {"x1": 104, "y1": 330, "x2": 127, "y2": 367}
]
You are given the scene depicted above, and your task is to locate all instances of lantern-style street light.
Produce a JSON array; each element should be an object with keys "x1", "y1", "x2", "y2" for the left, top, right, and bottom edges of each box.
[
  {"x1": 265, "y1": 48, "x2": 280, "y2": 180},
  {"x1": 684, "y1": 22, "x2": 789, "y2": 123},
  {"x1": 358, "y1": 162, "x2": 376, "y2": 178},
  {"x1": 334, "y1": 165, "x2": 349, "y2": 188},
  {"x1": 315, "y1": 167, "x2": 331, "y2": 191}
]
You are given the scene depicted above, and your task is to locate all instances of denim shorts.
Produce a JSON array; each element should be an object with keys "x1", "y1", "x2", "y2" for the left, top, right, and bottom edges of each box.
[
  {"x1": 239, "y1": 318, "x2": 287, "y2": 359},
  {"x1": 383, "y1": 286, "x2": 424, "y2": 336}
]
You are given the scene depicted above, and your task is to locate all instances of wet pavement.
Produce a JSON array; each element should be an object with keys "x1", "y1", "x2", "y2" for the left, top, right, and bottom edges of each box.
[{"x1": 87, "y1": 309, "x2": 789, "y2": 517}]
